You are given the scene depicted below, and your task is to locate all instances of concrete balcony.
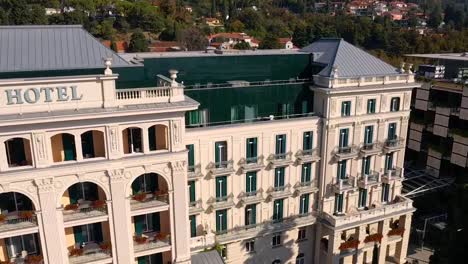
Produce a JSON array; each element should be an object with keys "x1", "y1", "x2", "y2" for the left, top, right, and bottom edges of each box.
[
  {"x1": 238, "y1": 190, "x2": 264, "y2": 205},
  {"x1": 215, "y1": 212, "x2": 317, "y2": 243},
  {"x1": 187, "y1": 164, "x2": 203, "y2": 180},
  {"x1": 321, "y1": 196, "x2": 414, "y2": 227},
  {"x1": 266, "y1": 152, "x2": 293, "y2": 167},
  {"x1": 239, "y1": 156, "x2": 265, "y2": 172},
  {"x1": 357, "y1": 172, "x2": 381, "y2": 188},
  {"x1": 68, "y1": 242, "x2": 112, "y2": 264},
  {"x1": 382, "y1": 167, "x2": 403, "y2": 183},
  {"x1": 383, "y1": 137, "x2": 405, "y2": 153},
  {"x1": 207, "y1": 195, "x2": 235, "y2": 210},
  {"x1": 0, "y1": 211, "x2": 38, "y2": 239},
  {"x1": 189, "y1": 200, "x2": 204, "y2": 215},
  {"x1": 293, "y1": 180, "x2": 319, "y2": 195},
  {"x1": 332, "y1": 176, "x2": 357, "y2": 193},
  {"x1": 266, "y1": 185, "x2": 292, "y2": 199},
  {"x1": 190, "y1": 233, "x2": 216, "y2": 251},
  {"x1": 333, "y1": 145, "x2": 359, "y2": 161},
  {"x1": 62, "y1": 201, "x2": 108, "y2": 227},
  {"x1": 130, "y1": 193, "x2": 169, "y2": 216},
  {"x1": 133, "y1": 233, "x2": 171, "y2": 258},
  {"x1": 295, "y1": 149, "x2": 320, "y2": 163},
  {"x1": 207, "y1": 160, "x2": 235, "y2": 176},
  {"x1": 359, "y1": 142, "x2": 382, "y2": 157}
]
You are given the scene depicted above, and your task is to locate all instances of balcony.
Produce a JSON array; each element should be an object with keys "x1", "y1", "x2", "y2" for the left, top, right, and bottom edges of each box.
[
  {"x1": 266, "y1": 152, "x2": 293, "y2": 167},
  {"x1": 295, "y1": 149, "x2": 320, "y2": 163},
  {"x1": 7, "y1": 255, "x2": 44, "y2": 264},
  {"x1": 321, "y1": 196, "x2": 414, "y2": 227},
  {"x1": 332, "y1": 176, "x2": 357, "y2": 193},
  {"x1": 207, "y1": 195, "x2": 235, "y2": 210},
  {"x1": 383, "y1": 137, "x2": 405, "y2": 153},
  {"x1": 357, "y1": 172, "x2": 381, "y2": 188},
  {"x1": 238, "y1": 190, "x2": 264, "y2": 205},
  {"x1": 239, "y1": 156, "x2": 265, "y2": 172},
  {"x1": 190, "y1": 233, "x2": 216, "y2": 251},
  {"x1": 293, "y1": 180, "x2": 319, "y2": 195},
  {"x1": 333, "y1": 145, "x2": 359, "y2": 161},
  {"x1": 215, "y1": 212, "x2": 317, "y2": 243},
  {"x1": 187, "y1": 164, "x2": 203, "y2": 180},
  {"x1": 68, "y1": 242, "x2": 112, "y2": 264},
  {"x1": 189, "y1": 200, "x2": 204, "y2": 215},
  {"x1": 207, "y1": 160, "x2": 235, "y2": 176},
  {"x1": 266, "y1": 185, "x2": 292, "y2": 199},
  {"x1": 359, "y1": 142, "x2": 382, "y2": 156},
  {"x1": 62, "y1": 201, "x2": 108, "y2": 227},
  {"x1": 130, "y1": 192, "x2": 169, "y2": 216},
  {"x1": 0, "y1": 211, "x2": 38, "y2": 238},
  {"x1": 133, "y1": 232, "x2": 171, "y2": 257},
  {"x1": 382, "y1": 167, "x2": 403, "y2": 183}
]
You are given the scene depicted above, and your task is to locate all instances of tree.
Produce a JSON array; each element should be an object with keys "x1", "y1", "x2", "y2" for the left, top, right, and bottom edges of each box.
[
  {"x1": 233, "y1": 41, "x2": 251, "y2": 50},
  {"x1": 110, "y1": 39, "x2": 118, "y2": 52},
  {"x1": 30, "y1": 5, "x2": 48, "y2": 25},
  {"x1": 100, "y1": 19, "x2": 116, "y2": 40},
  {"x1": 292, "y1": 24, "x2": 310, "y2": 48},
  {"x1": 128, "y1": 30, "x2": 149, "y2": 52},
  {"x1": 428, "y1": 5, "x2": 443, "y2": 28},
  {"x1": 229, "y1": 19, "x2": 245, "y2": 32},
  {"x1": 178, "y1": 27, "x2": 208, "y2": 51},
  {"x1": 259, "y1": 35, "x2": 282, "y2": 49}
]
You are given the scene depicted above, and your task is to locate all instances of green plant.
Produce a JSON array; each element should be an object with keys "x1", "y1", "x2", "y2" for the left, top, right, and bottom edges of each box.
[
  {"x1": 134, "y1": 236, "x2": 148, "y2": 244},
  {"x1": 132, "y1": 193, "x2": 147, "y2": 202},
  {"x1": 388, "y1": 227, "x2": 405, "y2": 237},
  {"x1": 339, "y1": 239, "x2": 359, "y2": 250},
  {"x1": 69, "y1": 248, "x2": 84, "y2": 257},
  {"x1": 64, "y1": 204, "x2": 79, "y2": 211},
  {"x1": 364, "y1": 233, "x2": 383, "y2": 243}
]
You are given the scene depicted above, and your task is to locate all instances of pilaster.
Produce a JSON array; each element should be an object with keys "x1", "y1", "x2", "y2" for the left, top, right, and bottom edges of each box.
[
  {"x1": 326, "y1": 231, "x2": 342, "y2": 264},
  {"x1": 106, "y1": 126, "x2": 122, "y2": 160},
  {"x1": 394, "y1": 214, "x2": 412, "y2": 263},
  {"x1": 32, "y1": 132, "x2": 50, "y2": 168},
  {"x1": 378, "y1": 218, "x2": 390, "y2": 263},
  {"x1": 354, "y1": 225, "x2": 367, "y2": 263}
]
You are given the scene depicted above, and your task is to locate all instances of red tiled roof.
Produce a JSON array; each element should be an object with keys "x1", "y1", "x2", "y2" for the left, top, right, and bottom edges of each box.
[{"x1": 101, "y1": 40, "x2": 127, "y2": 53}]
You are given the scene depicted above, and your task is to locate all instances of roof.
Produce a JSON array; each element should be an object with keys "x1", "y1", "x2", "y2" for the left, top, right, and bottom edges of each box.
[
  {"x1": 0, "y1": 25, "x2": 132, "y2": 72},
  {"x1": 405, "y1": 53, "x2": 468, "y2": 61},
  {"x1": 191, "y1": 250, "x2": 224, "y2": 264},
  {"x1": 300, "y1": 38, "x2": 399, "y2": 77}
]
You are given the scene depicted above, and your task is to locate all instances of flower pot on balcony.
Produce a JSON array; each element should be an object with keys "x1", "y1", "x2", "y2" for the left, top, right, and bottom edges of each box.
[
  {"x1": 64, "y1": 204, "x2": 79, "y2": 211},
  {"x1": 134, "y1": 236, "x2": 148, "y2": 244},
  {"x1": 99, "y1": 241, "x2": 111, "y2": 252},
  {"x1": 69, "y1": 248, "x2": 84, "y2": 257},
  {"x1": 92, "y1": 200, "x2": 106, "y2": 209},
  {"x1": 19, "y1": 211, "x2": 33, "y2": 220},
  {"x1": 364, "y1": 233, "x2": 383, "y2": 243},
  {"x1": 132, "y1": 193, "x2": 147, "y2": 202},
  {"x1": 339, "y1": 239, "x2": 360, "y2": 251},
  {"x1": 388, "y1": 228, "x2": 405, "y2": 237},
  {"x1": 25, "y1": 255, "x2": 43, "y2": 264},
  {"x1": 0, "y1": 214, "x2": 6, "y2": 223}
]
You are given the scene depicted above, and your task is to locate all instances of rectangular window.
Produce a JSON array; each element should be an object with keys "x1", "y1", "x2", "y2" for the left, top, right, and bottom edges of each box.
[
  {"x1": 299, "y1": 194, "x2": 310, "y2": 215},
  {"x1": 390, "y1": 97, "x2": 400, "y2": 112},
  {"x1": 274, "y1": 167, "x2": 285, "y2": 190},
  {"x1": 275, "y1": 134, "x2": 287, "y2": 157},
  {"x1": 388, "y1": 123, "x2": 397, "y2": 140},
  {"x1": 273, "y1": 199, "x2": 284, "y2": 222},
  {"x1": 303, "y1": 131, "x2": 313, "y2": 151},
  {"x1": 189, "y1": 215, "x2": 196, "y2": 238},
  {"x1": 334, "y1": 193, "x2": 344, "y2": 214},
  {"x1": 297, "y1": 228, "x2": 306, "y2": 241},
  {"x1": 245, "y1": 240, "x2": 255, "y2": 253},
  {"x1": 214, "y1": 141, "x2": 228, "y2": 167},
  {"x1": 367, "y1": 99, "x2": 376, "y2": 113},
  {"x1": 279, "y1": 103, "x2": 292, "y2": 117},
  {"x1": 362, "y1": 156, "x2": 371, "y2": 175},
  {"x1": 188, "y1": 181, "x2": 196, "y2": 204},
  {"x1": 215, "y1": 176, "x2": 228, "y2": 201},
  {"x1": 339, "y1": 128, "x2": 349, "y2": 149},
  {"x1": 381, "y1": 183, "x2": 390, "y2": 203},
  {"x1": 337, "y1": 160, "x2": 347, "y2": 180},
  {"x1": 246, "y1": 138, "x2": 258, "y2": 163},
  {"x1": 216, "y1": 209, "x2": 228, "y2": 232},
  {"x1": 341, "y1": 101, "x2": 351, "y2": 116},
  {"x1": 246, "y1": 172, "x2": 257, "y2": 194},
  {"x1": 187, "y1": 144, "x2": 195, "y2": 171},
  {"x1": 272, "y1": 233, "x2": 281, "y2": 247},
  {"x1": 6, "y1": 234, "x2": 38, "y2": 259},
  {"x1": 186, "y1": 109, "x2": 208, "y2": 127},
  {"x1": 364, "y1": 126, "x2": 374, "y2": 146},
  {"x1": 301, "y1": 163, "x2": 312, "y2": 183},
  {"x1": 245, "y1": 204, "x2": 257, "y2": 226},
  {"x1": 385, "y1": 153, "x2": 394, "y2": 171},
  {"x1": 358, "y1": 188, "x2": 368, "y2": 208}
]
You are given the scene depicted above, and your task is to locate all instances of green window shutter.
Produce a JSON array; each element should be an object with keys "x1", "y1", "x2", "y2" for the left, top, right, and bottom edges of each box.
[
  {"x1": 190, "y1": 215, "x2": 196, "y2": 237},
  {"x1": 189, "y1": 181, "x2": 195, "y2": 202},
  {"x1": 216, "y1": 210, "x2": 227, "y2": 232},
  {"x1": 301, "y1": 100, "x2": 308, "y2": 114},
  {"x1": 339, "y1": 129, "x2": 348, "y2": 148},
  {"x1": 246, "y1": 172, "x2": 256, "y2": 193},
  {"x1": 187, "y1": 144, "x2": 195, "y2": 168},
  {"x1": 364, "y1": 126, "x2": 373, "y2": 144},
  {"x1": 300, "y1": 194, "x2": 309, "y2": 214},
  {"x1": 62, "y1": 134, "x2": 76, "y2": 161},
  {"x1": 303, "y1": 131, "x2": 313, "y2": 150},
  {"x1": 337, "y1": 160, "x2": 347, "y2": 180},
  {"x1": 81, "y1": 131, "x2": 95, "y2": 158},
  {"x1": 278, "y1": 199, "x2": 283, "y2": 219},
  {"x1": 152, "y1": 212, "x2": 161, "y2": 232},
  {"x1": 362, "y1": 157, "x2": 371, "y2": 175},
  {"x1": 275, "y1": 135, "x2": 281, "y2": 154},
  {"x1": 281, "y1": 135, "x2": 286, "y2": 154},
  {"x1": 251, "y1": 172, "x2": 257, "y2": 191},
  {"x1": 252, "y1": 204, "x2": 256, "y2": 224},
  {"x1": 252, "y1": 138, "x2": 257, "y2": 158},
  {"x1": 134, "y1": 215, "x2": 144, "y2": 235},
  {"x1": 73, "y1": 226, "x2": 83, "y2": 245},
  {"x1": 69, "y1": 184, "x2": 80, "y2": 204},
  {"x1": 274, "y1": 168, "x2": 285, "y2": 187},
  {"x1": 93, "y1": 223, "x2": 103, "y2": 243},
  {"x1": 246, "y1": 138, "x2": 257, "y2": 159},
  {"x1": 148, "y1": 126, "x2": 156, "y2": 151},
  {"x1": 137, "y1": 257, "x2": 145, "y2": 264},
  {"x1": 385, "y1": 154, "x2": 394, "y2": 170},
  {"x1": 151, "y1": 253, "x2": 163, "y2": 263},
  {"x1": 388, "y1": 123, "x2": 397, "y2": 139},
  {"x1": 131, "y1": 177, "x2": 142, "y2": 195},
  {"x1": 301, "y1": 163, "x2": 311, "y2": 183},
  {"x1": 341, "y1": 102, "x2": 345, "y2": 116},
  {"x1": 216, "y1": 176, "x2": 227, "y2": 198}
]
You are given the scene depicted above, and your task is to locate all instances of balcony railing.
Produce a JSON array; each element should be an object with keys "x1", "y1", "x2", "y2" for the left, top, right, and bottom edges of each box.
[
  {"x1": 133, "y1": 232, "x2": 171, "y2": 254},
  {"x1": 266, "y1": 152, "x2": 293, "y2": 167},
  {"x1": 238, "y1": 190, "x2": 264, "y2": 205},
  {"x1": 357, "y1": 171, "x2": 381, "y2": 188},
  {"x1": 382, "y1": 167, "x2": 403, "y2": 183},
  {"x1": 293, "y1": 180, "x2": 318, "y2": 195},
  {"x1": 207, "y1": 194, "x2": 234, "y2": 210},
  {"x1": 188, "y1": 164, "x2": 203, "y2": 180},
  {"x1": 239, "y1": 156, "x2": 265, "y2": 171},
  {"x1": 384, "y1": 137, "x2": 405, "y2": 152},
  {"x1": 332, "y1": 176, "x2": 357, "y2": 193},
  {"x1": 0, "y1": 211, "x2": 37, "y2": 234},
  {"x1": 207, "y1": 160, "x2": 235, "y2": 176},
  {"x1": 189, "y1": 200, "x2": 204, "y2": 214},
  {"x1": 359, "y1": 142, "x2": 382, "y2": 155},
  {"x1": 333, "y1": 145, "x2": 359, "y2": 160},
  {"x1": 190, "y1": 233, "x2": 216, "y2": 250},
  {"x1": 295, "y1": 148, "x2": 320, "y2": 163},
  {"x1": 267, "y1": 185, "x2": 291, "y2": 199},
  {"x1": 130, "y1": 192, "x2": 169, "y2": 212},
  {"x1": 68, "y1": 242, "x2": 112, "y2": 264}
]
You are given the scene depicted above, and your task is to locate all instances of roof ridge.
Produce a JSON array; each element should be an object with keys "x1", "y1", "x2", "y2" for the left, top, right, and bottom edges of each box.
[{"x1": 0, "y1": 25, "x2": 83, "y2": 29}]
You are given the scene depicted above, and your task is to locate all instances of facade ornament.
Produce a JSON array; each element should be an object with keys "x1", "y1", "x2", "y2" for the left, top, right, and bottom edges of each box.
[
  {"x1": 332, "y1": 66, "x2": 339, "y2": 78},
  {"x1": 108, "y1": 126, "x2": 119, "y2": 152},
  {"x1": 104, "y1": 57, "x2": 113, "y2": 75},
  {"x1": 400, "y1": 62, "x2": 406, "y2": 73},
  {"x1": 34, "y1": 133, "x2": 47, "y2": 160},
  {"x1": 107, "y1": 168, "x2": 126, "y2": 182},
  {"x1": 34, "y1": 178, "x2": 55, "y2": 193},
  {"x1": 173, "y1": 121, "x2": 180, "y2": 144},
  {"x1": 170, "y1": 160, "x2": 186, "y2": 173},
  {"x1": 407, "y1": 63, "x2": 413, "y2": 74},
  {"x1": 0, "y1": 183, "x2": 10, "y2": 193},
  {"x1": 356, "y1": 97, "x2": 362, "y2": 112},
  {"x1": 330, "y1": 99, "x2": 336, "y2": 116},
  {"x1": 169, "y1": 69, "x2": 178, "y2": 87}
]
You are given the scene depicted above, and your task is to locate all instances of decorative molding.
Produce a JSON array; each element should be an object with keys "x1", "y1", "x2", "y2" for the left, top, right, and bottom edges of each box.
[
  {"x1": 33, "y1": 133, "x2": 47, "y2": 161},
  {"x1": 330, "y1": 99, "x2": 336, "y2": 116},
  {"x1": 0, "y1": 183, "x2": 10, "y2": 193},
  {"x1": 356, "y1": 96, "x2": 362, "y2": 112},
  {"x1": 172, "y1": 120, "x2": 181, "y2": 144},
  {"x1": 170, "y1": 160, "x2": 186, "y2": 173},
  {"x1": 34, "y1": 178, "x2": 55, "y2": 193},
  {"x1": 107, "y1": 168, "x2": 128, "y2": 182},
  {"x1": 108, "y1": 126, "x2": 119, "y2": 152}
]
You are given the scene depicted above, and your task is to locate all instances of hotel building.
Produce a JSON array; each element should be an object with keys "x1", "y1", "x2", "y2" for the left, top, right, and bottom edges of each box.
[{"x1": 0, "y1": 25, "x2": 418, "y2": 264}]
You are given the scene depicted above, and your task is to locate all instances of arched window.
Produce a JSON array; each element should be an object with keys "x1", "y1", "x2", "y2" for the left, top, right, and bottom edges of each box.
[
  {"x1": 0, "y1": 192, "x2": 34, "y2": 213},
  {"x1": 51, "y1": 133, "x2": 76, "y2": 162},
  {"x1": 81, "y1": 131, "x2": 105, "y2": 159},
  {"x1": 122, "y1": 127, "x2": 142, "y2": 154},
  {"x1": 4, "y1": 138, "x2": 32, "y2": 167},
  {"x1": 148, "y1": 125, "x2": 168, "y2": 151}
]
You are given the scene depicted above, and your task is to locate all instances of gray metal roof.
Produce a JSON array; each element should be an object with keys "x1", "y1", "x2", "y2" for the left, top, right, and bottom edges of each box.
[
  {"x1": 191, "y1": 250, "x2": 224, "y2": 264},
  {"x1": 300, "y1": 38, "x2": 399, "y2": 77},
  {"x1": 0, "y1": 25, "x2": 132, "y2": 72},
  {"x1": 405, "y1": 53, "x2": 468, "y2": 61}
]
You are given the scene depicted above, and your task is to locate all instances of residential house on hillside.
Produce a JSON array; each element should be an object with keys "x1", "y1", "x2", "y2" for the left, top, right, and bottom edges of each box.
[{"x1": 208, "y1": 32, "x2": 259, "y2": 50}]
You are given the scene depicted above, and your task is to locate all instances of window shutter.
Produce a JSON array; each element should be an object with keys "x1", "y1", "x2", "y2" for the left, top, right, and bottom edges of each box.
[
  {"x1": 252, "y1": 138, "x2": 257, "y2": 158},
  {"x1": 73, "y1": 226, "x2": 84, "y2": 245},
  {"x1": 252, "y1": 204, "x2": 256, "y2": 224},
  {"x1": 190, "y1": 215, "x2": 196, "y2": 237},
  {"x1": 278, "y1": 199, "x2": 284, "y2": 219},
  {"x1": 134, "y1": 215, "x2": 144, "y2": 235},
  {"x1": 215, "y1": 142, "x2": 220, "y2": 164},
  {"x1": 152, "y1": 212, "x2": 161, "y2": 232},
  {"x1": 189, "y1": 181, "x2": 195, "y2": 202},
  {"x1": 148, "y1": 126, "x2": 156, "y2": 151},
  {"x1": 187, "y1": 145, "x2": 195, "y2": 167},
  {"x1": 62, "y1": 134, "x2": 76, "y2": 161}
]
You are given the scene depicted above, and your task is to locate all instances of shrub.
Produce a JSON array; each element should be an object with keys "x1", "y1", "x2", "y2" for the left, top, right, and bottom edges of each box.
[
  {"x1": 99, "y1": 241, "x2": 111, "y2": 251},
  {"x1": 64, "y1": 204, "x2": 79, "y2": 211},
  {"x1": 132, "y1": 193, "x2": 147, "y2": 202},
  {"x1": 0, "y1": 214, "x2": 6, "y2": 222},
  {"x1": 69, "y1": 248, "x2": 84, "y2": 257},
  {"x1": 25, "y1": 255, "x2": 43, "y2": 264},
  {"x1": 19, "y1": 211, "x2": 33, "y2": 219},
  {"x1": 134, "y1": 236, "x2": 148, "y2": 244},
  {"x1": 92, "y1": 200, "x2": 106, "y2": 209},
  {"x1": 364, "y1": 233, "x2": 383, "y2": 243}
]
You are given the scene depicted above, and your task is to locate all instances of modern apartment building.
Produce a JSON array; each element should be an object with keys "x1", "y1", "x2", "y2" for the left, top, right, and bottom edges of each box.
[{"x1": 0, "y1": 25, "x2": 418, "y2": 264}]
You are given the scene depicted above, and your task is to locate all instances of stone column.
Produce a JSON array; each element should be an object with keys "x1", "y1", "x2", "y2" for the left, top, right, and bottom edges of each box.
[
  {"x1": 107, "y1": 168, "x2": 134, "y2": 264},
  {"x1": 326, "y1": 231, "x2": 342, "y2": 264},
  {"x1": 394, "y1": 214, "x2": 413, "y2": 263},
  {"x1": 378, "y1": 218, "x2": 390, "y2": 263},
  {"x1": 170, "y1": 161, "x2": 192, "y2": 264},
  {"x1": 354, "y1": 225, "x2": 367, "y2": 263},
  {"x1": 34, "y1": 178, "x2": 68, "y2": 264}
]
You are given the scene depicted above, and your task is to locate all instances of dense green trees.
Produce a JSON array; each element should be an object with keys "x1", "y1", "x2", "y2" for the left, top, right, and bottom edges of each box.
[{"x1": 128, "y1": 30, "x2": 149, "y2": 52}]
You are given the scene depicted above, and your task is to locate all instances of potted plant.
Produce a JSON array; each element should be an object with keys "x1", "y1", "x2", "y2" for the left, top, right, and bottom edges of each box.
[
  {"x1": 388, "y1": 227, "x2": 405, "y2": 237},
  {"x1": 364, "y1": 233, "x2": 383, "y2": 243},
  {"x1": 155, "y1": 232, "x2": 167, "y2": 241},
  {"x1": 339, "y1": 238, "x2": 360, "y2": 251},
  {"x1": 0, "y1": 214, "x2": 6, "y2": 223},
  {"x1": 19, "y1": 211, "x2": 33, "y2": 220},
  {"x1": 25, "y1": 255, "x2": 43, "y2": 264},
  {"x1": 134, "y1": 236, "x2": 148, "y2": 244},
  {"x1": 99, "y1": 241, "x2": 111, "y2": 252},
  {"x1": 132, "y1": 193, "x2": 147, "y2": 202},
  {"x1": 92, "y1": 200, "x2": 106, "y2": 209},
  {"x1": 64, "y1": 204, "x2": 79, "y2": 211},
  {"x1": 69, "y1": 248, "x2": 84, "y2": 257}
]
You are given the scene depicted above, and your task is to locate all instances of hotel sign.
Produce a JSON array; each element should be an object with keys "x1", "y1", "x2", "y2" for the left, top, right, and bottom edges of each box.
[{"x1": 4, "y1": 86, "x2": 83, "y2": 105}]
